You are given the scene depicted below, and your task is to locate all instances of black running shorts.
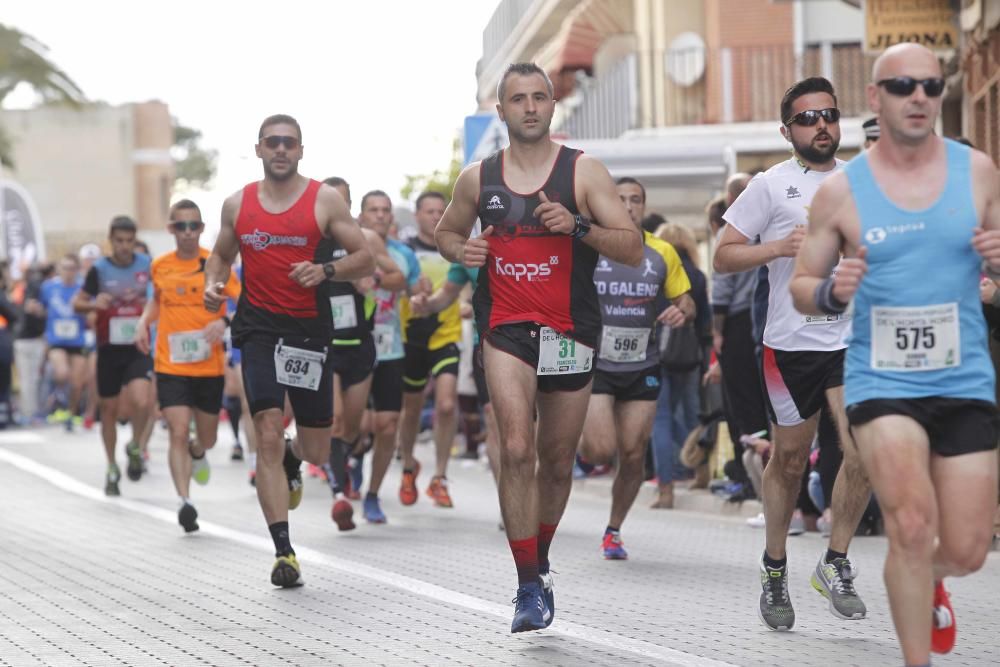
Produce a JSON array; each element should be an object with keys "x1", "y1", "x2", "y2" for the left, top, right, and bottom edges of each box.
[
  {"x1": 156, "y1": 373, "x2": 225, "y2": 414},
  {"x1": 96, "y1": 345, "x2": 153, "y2": 398},
  {"x1": 402, "y1": 342, "x2": 460, "y2": 393},
  {"x1": 330, "y1": 335, "x2": 376, "y2": 390},
  {"x1": 371, "y1": 358, "x2": 405, "y2": 413},
  {"x1": 592, "y1": 365, "x2": 661, "y2": 402},
  {"x1": 847, "y1": 397, "x2": 1000, "y2": 457},
  {"x1": 240, "y1": 336, "x2": 334, "y2": 428},
  {"x1": 483, "y1": 322, "x2": 593, "y2": 394},
  {"x1": 761, "y1": 347, "x2": 844, "y2": 426}
]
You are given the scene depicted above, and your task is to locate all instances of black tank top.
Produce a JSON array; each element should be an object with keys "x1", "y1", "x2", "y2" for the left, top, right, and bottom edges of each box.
[{"x1": 326, "y1": 241, "x2": 373, "y2": 342}]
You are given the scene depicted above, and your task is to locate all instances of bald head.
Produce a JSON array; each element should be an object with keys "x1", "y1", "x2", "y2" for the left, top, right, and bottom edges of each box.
[
  {"x1": 725, "y1": 172, "x2": 751, "y2": 206},
  {"x1": 867, "y1": 42, "x2": 943, "y2": 146},
  {"x1": 872, "y1": 43, "x2": 941, "y2": 82}
]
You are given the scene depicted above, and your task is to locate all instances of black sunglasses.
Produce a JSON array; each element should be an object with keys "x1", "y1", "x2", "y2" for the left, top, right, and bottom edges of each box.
[
  {"x1": 877, "y1": 76, "x2": 945, "y2": 98},
  {"x1": 170, "y1": 221, "x2": 205, "y2": 232},
  {"x1": 261, "y1": 135, "x2": 300, "y2": 150},
  {"x1": 784, "y1": 107, "x2": 841, "y2": 127}
]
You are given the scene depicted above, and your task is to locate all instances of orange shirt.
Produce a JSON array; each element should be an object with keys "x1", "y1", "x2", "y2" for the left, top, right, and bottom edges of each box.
[{"x1": 151, "y1": 248, "x2": 241, "y2": 377}]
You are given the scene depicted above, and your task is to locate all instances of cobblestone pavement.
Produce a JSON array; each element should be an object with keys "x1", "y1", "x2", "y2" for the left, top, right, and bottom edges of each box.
[{"x1": 0, "y1": 424, "x2": 997, "y2": 666}]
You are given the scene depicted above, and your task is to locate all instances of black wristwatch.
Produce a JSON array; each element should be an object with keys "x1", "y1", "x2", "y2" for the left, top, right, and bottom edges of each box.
[
  {"x1": 571, "y1": 215, "x2": 592, "y2": 239},
  {"x1": 323, "y1": 261, "x2": 337, "y2": 280}
]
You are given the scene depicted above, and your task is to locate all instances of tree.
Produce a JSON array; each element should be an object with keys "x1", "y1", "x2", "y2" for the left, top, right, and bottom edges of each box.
[
  {"x1": 400, "y1": 136, "x2": 463, "y2": 202},
  {"x1": 0, "y1": 23, "x2": 86, "y2": 167},
  {"x1": 173, "y1": 121, "x2": 218, "y2": 189}
]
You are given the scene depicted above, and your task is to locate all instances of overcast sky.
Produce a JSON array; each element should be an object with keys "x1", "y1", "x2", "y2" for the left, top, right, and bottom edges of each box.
[{"x1": 3, "y1": 0, "x2": 499, "y2": 229}]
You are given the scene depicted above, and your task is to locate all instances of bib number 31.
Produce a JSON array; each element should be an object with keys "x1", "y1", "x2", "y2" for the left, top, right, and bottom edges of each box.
[
  {"x1": 537, "y1": 327, "x2": 594, "y2": 375},
  {"x1": 274, "y1": 341, "x2": 327, "y2": 391}
]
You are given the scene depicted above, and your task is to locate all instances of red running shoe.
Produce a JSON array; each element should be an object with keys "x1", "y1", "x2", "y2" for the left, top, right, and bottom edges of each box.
[
  {"x1": 307, "y1": 463, "x2": 325, "y2": 480},
  {"x1": 426, "y1": 476, "x2": 454, "y2": 508},
  {"x1": 931, "y1": 580, "x2": 956, "y2": 654},
  {"x1": 331, "y1": 498, "x2": 356, "y2": 531},
  {"x1": 399, "y1": 460, "x2": 421, "y2": 506}
]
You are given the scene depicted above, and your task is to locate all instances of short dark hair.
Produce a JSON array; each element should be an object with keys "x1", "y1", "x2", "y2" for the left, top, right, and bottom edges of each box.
[
  {"x1": 780, "y1": 77, "x2": 837, "y2": 125},
  {"x1": 616, "y1": 177, "x2": 646, "y2": 203},
  {"x1": 169, "y1": 199, "x2": 201, "y2": 219},
  {"x1": 497, "y1": 62, "x2": 554, "y2": 102},
  {"x1": 415, "y1": 191, "x2": 447, "y2": 211},
  {"x1": 361, "y1": 189, "x2": 391, "y2": 211},
  {"x1": 258, "y1": 114, "x2": 302, "y2": 140},
  {"x1": 109, "y1": 215, "x2": 137, "y2": 236},
  {"x1": 641, "y1": 212, "x2": 665, "y2": 235},
  {"x1": 323, "y1": 177, "x2": 351, "y2": 205}
]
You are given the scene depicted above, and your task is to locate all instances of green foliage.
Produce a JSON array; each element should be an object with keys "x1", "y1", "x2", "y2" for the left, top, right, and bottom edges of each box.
[
  {"x1": 400, "y1": 137, "x2": 462, "y2": 202},
  {"x1": 173, "y1": 121, "x2": 218, "y2": 188}
]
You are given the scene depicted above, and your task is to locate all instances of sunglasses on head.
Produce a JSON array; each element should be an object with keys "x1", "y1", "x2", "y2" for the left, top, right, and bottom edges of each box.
[
  {"x1": 877, "y1": 76, "x2": 945, "y2": 98},
  {"x1": 170, "y1": 221, "x2": 204, "y2": 232},
  {"x1": 784, "y1": 107, "x2": 841, "y2": 127},
  {"x1": 261, "y1": 135, "x2": 300, "y2": 150}
]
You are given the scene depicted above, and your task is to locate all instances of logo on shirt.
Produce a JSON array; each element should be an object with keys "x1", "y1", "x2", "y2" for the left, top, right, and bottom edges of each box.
[
  {"x1": 641, "y1": 258, "x2": 658, "y2": 279},
  {"x1": 486, "y1": 195, "x2": 505, "y2": 211},
  {"x1": 865, "y1": 222, "x2": 925, "y2": 245},
  {"x1": 240, "y1": 229, "x2": 308, "y2": 252},
  {"x1": 596, "y1": 258, "x2": 613, "y2": 273},
  {"x1": 785, "y1": 186, "x2": 801, "y2": 199},
  {"x1": 494, "y1": 257, "x2": 551, "y2": 282}
]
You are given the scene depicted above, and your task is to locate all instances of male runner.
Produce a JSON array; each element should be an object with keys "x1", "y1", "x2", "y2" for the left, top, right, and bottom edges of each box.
[
  {"x1": 714, "y1": 77, "x2": 871, "y2": 630},
  {"x1": 37, "y1": 254, "x2": 88, "y2": 430},
  {"x1": 204, "y1": 114, "x2": 374, "y2": 587},
  {"x1": 135, "y1": 199, "x2": 241, "y2": 533},
  {"x1": 579, "y1": 176, "x2": 693, "y2": 560},
  {"x1": 435, "y1": 62, "x2": 643, "y2": 632},
  {"x1": 397, "y1": 191, "x2": 461, "y2": 508},
  {"x1": 790, "y1": 43, "x2": 1000, "y2": 665},
  {"x1": 73, "y1": 216, "x2": 154, "y2": 495}
]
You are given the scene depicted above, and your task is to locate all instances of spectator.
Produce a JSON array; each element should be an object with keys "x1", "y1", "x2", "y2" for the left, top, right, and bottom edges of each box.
[
  {"x1": 0, "y1": 261, "x2": 16, "y2": 428},
  {"x1": 13, "y1": 262, "x2": 50, "y2": 423}
]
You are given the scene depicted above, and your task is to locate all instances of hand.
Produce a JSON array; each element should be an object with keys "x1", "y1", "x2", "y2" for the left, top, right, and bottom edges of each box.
[
  {"x1": 712, "y1": 332, "x2": 724, "y2": 356},
  {"x1": 657, "y1": 305, "x2": 686, "y2": 328},
  {"x1": 831, "y1": 246, "x2": 867, "y2": 304},
  {"x1": 981, "y1": 277, "x2": 998, "y2": 305},
  {"x1": 415, "y1": 275, "x2": 433, "y2": 297},
  {"x1": 288, "y1": 262, "x2": 326, "y2": 288},
  {"x1": 776, "y1": 225, "x2": 806, "y2": 258},
  {"x1": 409, "y1": 293, "x2": 430, "y2": 317},
  {"x1": 134, "y1": 323, "x2": 151, "y2": 355},
  {"x1": 462, "y1": 225, "x2": 493, "y2": 268},
  {"x1": 702, "y1": 360, "x2": 721, "y2": 386},
  {"x1": 973, "y1": 227, "x2": 1000, "y2": 269},
  {"x1": 459, "y1": 302, "x2": 473, "y2": 319},
  {"x1": 94, "y1": 293, "x2": 113, "y2": 311},
  {"x1": 203, "y1": 282, "x2": 225, "y2": 313},
  {"x1": 534, "y1": 191, "x2": 575, "y2": 235},
  {"x1": 352, "y1": 276, "x2": 376, "y2": 294},
  {"x1": 202, "y1": 318, "x2": 227, "y2": 345}
]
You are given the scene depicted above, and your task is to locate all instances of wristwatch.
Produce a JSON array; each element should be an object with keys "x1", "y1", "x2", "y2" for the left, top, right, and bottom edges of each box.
[
  {"x1": 323, "y1": 261, "x2": 337, "y2": 280},
  {"x1": 571, "y1": 215, "x2": 592, "y2": 239}
]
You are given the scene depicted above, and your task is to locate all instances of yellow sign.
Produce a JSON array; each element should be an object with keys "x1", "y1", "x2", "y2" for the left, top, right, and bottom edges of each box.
[{"x1": 865, "y1": 0, "x2": 959, "y2": 54}]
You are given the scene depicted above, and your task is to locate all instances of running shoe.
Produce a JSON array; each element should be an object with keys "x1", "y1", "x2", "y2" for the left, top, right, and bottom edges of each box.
[
  {"x1": 539, "y1": 571, "x2": 555, "y2": 627},
  {"x1": 307, "y1": 463, "x2": 325, "y2": 479},
  {"x1": 105, "y1": 464, "x2": 121, "y2": 496},
  {"x1": 601, "y1": 532, "x2": 628, "y2": 560},
  {"x1": 810, "y1": 554, "x2": 866, "y2": 620},
  {"x1": 399, "y1": 460, "x2": 421, "y2": 506},
  {"x1": 426, "y1": 476, "x2": 453, "y2": 508},
  {"x1": 83, "y1": 415, "x2": 95, "y2": 430},
  {"x1": 346, "y1": 459, "x2": 363, "y2": 500},
  {"x1": 125, "y1": 441, "x2": 143, "y2": 481},
  {"x1": 932, "y1": 581, "x2": 956, "y2": 654},
  {"x1": 746, "y1": 512, "x2": 766, "y2": 528},
  {"x1": 190, "y1": 441, "x2": 211, "y2": 486},
  {"x1": 178, "y1": 502, "x2": 199, "y2": 533},
  {"x1": 331, "y1": 498, "x2": 356, "y2": 531},
  {"x1": 270, "y1": 553, "x2": 304, "y2": 588},
  {"x1": 787, "y1": 510, "x2": 806, "y2": 536},
  {"x1": 363, "y1": 495, "x2": 387, "y2": 524},
  {"x1": 758, "y1": 556, "x2": 795, "y2": 631},
  {"x1": 230, "y1": 443, "x2": 244, "y2": 461},
  {"x1": 283, "y1": 436, "x2": 303, "y2": 510},
  {"x1": 510, "y1": 581, "x2": 551, "y2": 633},
  {"x1": 248, "y1": 470, "x2": 256, "y2": 487}
]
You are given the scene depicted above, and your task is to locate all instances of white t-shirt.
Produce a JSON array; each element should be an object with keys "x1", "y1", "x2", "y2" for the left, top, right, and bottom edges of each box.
[{"x1": 724, "y1": 157, "x2": 849, "y2": 351}]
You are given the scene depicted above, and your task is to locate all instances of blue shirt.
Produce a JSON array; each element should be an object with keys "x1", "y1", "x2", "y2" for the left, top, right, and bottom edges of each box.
[
  {"x1": 40, "y1": 277, "x2": 87, "y2": 347},
  {"x1": 374, "y1": 239, "x2": 421, "y2": 361}
]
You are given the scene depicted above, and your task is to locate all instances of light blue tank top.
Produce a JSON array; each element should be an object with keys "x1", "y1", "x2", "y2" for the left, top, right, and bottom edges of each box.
[{"x1": 844, "y1": 139, "x2": 994, "y2": 405}]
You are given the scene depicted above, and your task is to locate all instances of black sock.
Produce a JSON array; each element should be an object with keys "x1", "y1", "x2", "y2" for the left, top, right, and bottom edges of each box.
[
  {"x1": 605, "y1": 525, "x2": 619, "y2": 535},
  {"x1": 328, "y1": 437, "x2": 349, "y2": 494},
  {"x1": 282, "y1": 439, "x2": 301, "y2": 469},
  {"x1": 268, "y1": 521, "x2": 293, "y2": 557},
  {"x1": 223, "y1": 395, "x2": 242, "y2": 441},
  {"x1": 365, "y1": 491, "x2": 378, "y2": 500},
  {"x1": 763, "y1": 551, "x2": 787, "y2": 570},
  {"x1": 826, "y1": 549, "x2": 847, "y2": 564}
]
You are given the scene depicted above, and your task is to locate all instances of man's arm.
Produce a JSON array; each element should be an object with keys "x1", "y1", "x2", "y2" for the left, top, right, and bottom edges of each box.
[
  {"x1": 970, "y1": 150, "x2": 1000, "y2": 271},
  {"x1": 134, "y1": 288, "x2": 160, "y2": 355},
  {"x1": 436, "y1": 164, "x2": 482, "y2": 264},
  {"x1": 204, "y1": 193, "x2": 241, "y2": 312},
  {"x1": 577, "y1": 157, "x2": 643, "y2": 267},
  {"x1": 73, "y1": 265, "x2": 104, "y2": 314},
  {"x1": 362, "y1": 228, "x2": 405, "y2": 291},
  {"x1": 714, "y1": 224, "x2": 804, "y2": 273}
]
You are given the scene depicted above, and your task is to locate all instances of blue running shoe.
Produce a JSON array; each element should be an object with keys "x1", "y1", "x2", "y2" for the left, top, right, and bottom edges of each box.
[
  {"x1": 602, "y1": 531, "x2": 628, "y2": 560},
  {"x1": 363, "y1": 494, "x2": 386, "y2": 524},
  {"x1": 539, "y1": 571, "x2": 555, "y2": 627},
  {"x1": 510, "y1": 581, "x2": 550, "y2": 633}
]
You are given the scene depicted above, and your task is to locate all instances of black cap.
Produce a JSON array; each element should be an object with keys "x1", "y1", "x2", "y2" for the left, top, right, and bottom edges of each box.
[{"x1": 862, "y1": 117, "x2": 880, "y2": 141}]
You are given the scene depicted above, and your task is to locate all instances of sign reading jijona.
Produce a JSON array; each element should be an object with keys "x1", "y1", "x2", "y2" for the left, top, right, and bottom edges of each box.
[{"x1": 864, "y1": 0, "x2": 959, "y2": 54}]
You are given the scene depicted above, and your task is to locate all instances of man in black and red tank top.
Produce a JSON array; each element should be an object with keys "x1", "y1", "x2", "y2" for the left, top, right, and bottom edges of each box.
[
  {"x1": 204, "y1": 114, "x2": 374, "y2": 588},
  {"x1": 436, "y1": 63, "x2": 643, "y2": 633}
]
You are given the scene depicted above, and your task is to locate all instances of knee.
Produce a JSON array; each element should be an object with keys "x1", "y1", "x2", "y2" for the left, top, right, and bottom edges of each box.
[
  {"x1": 885, "y1": 505, "x2": 936, "y2": 556},
  {"x1": 770, "y1": 447, "x2": 809, "y2": 480},
  {"x1": 501, "y1": 437, "x2": 535, "y2": 469},
  {"x1": 619, "y1": 444, "x2": 646, "y2": 470},
  {"x1": 435, "y1": 395, "x2": 457, "y2": 421},
  {"x1": 938, "y1": 536, "x2": 991, "y2": 576},
  {"x1": 375, "y1": 414, "x2": 399, "y2": 437}
]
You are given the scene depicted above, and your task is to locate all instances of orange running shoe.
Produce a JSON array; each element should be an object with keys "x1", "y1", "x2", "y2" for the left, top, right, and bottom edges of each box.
[
  {"x1": 399, "y1": 460, "x2": 421, "y2": 506},
  {"x1": 931, "y1": 580, "x2": 956, "y2": 654},
  {"x1": 426, "y1": 476, "x2": 454, "y2": 508},
  {"x1": 307, "y1": 463, "x2": 326, "y2": 479}
]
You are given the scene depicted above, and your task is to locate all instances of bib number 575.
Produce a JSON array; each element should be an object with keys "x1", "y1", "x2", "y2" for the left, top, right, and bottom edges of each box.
[{"x1": 895, "y1": 326, "x2": 935, "y2": 351}]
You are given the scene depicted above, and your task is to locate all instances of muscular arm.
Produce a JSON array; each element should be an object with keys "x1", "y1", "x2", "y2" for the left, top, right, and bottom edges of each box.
[
  {"x1": 435, "y1": 164, "x2": 482, "y2": 263},
  {"x1": 321, "y1": 186, "x2": 375, "y2": 281},
  {"x1": 790, "y1": 174, "x2": 851, "y2": 315},
  {"x1": 363, "y1": 228, "x2": 404, "y2": 291},
  {"x1": 422, "y1": 280, "x2": 465, "y2": 315},
  {"x1": 713, "y1": 225, "x2": 786, "y2": 273},
  {"x1": 579, "y1": 157, "x2": 643, "y2": 267},
  {"x1": 205, "y1": 193, "x2": 241, "y2": 290}
]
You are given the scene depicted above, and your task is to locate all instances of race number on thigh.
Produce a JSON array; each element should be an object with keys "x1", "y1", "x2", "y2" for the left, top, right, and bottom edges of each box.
[
  {"x1": 168, "y1": 330, "x2": 210, "y2": 364},
  {"x1": 599, "y1": 325, "x2": 648, "y2": 364},
  {"x1": 871, "y1": 303, "x2": 960, "y2": 371},
  {"x1": 537, "y1": 326, "x2": 594, "y2": 376},
  {"x1": 274, "y1": 340, "x2": 327, "y2": 391},
  {"x1": 109, "y1": 316, "x2": 140, "y2": 345}
]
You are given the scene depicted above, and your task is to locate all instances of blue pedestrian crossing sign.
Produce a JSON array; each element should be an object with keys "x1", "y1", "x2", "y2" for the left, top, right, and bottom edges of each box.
[{"x1": 463, "y1": 113, "x2": 509, "y2": 165}]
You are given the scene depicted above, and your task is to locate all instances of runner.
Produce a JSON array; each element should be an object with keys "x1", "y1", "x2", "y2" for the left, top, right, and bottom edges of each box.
[
  {"x1": 713, "y1": 76, "x2": 871, "y2": 630},
  {"x1": 77, "y1": 243, "x2": 102, "y2": 430},
  {"x1": 37, "y1": 254, "x2": 88, "y2": 431},
  {"x1": 578, "y1": 176, "x2": 693, "y2": 560},
  {"x1": 204, "y1": 114, "x2": 374, "y2": 587},
  {"x1": 73, "y1": 216, "x2": 154, "y2": 495},
  {"x1": 434, "y1": 62, "x2": 643, "y2": 632},
  {"x1": 397, "y1": 190, "x2": 461, "y2": 508},
  {"x1": 135, "y1": 199, "x2": 241, "y2": 533},
  {"x1": 790, "y1": 43, "x2": 1000, "y2": 665}
]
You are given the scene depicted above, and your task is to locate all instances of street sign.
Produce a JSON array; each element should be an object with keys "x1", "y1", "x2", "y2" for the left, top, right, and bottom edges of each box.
[{"x1": 463, "y1": 113, "x2": 509, "y2": 165}]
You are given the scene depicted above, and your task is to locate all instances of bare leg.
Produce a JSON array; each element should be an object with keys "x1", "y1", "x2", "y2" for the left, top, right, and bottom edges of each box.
[
  {"x1": 253, "y1": 409, "x2": 291, "y2": 525},
  {"x1": 608, "y1": 400, "x2": 657, "y2": 530},
  {"x1": 369, "y1": 410, "x2": 400, "y2": 494},
  {"x1": 932, "y1": 450, "x2": 998, "y2": 579},
  {"x1": 122, "y1": 378, "x2": 153, "y2": 451},
  {"x1": 431, "y1": 373, "x2": 458, "y2": 479},
  {"x1": 579, "y1": 393, "x2": 617, "y2": 465},
  {"x1": 825, "y1": 386, "x2": 871, "y2": 554},
  {"x1": 762, "y1": 416, "x2": 818, "y2": 560},
  {"x1": 163, "y1": 405, "x2": 194, "y2": 499},
  {"x1": 535, "y1": 382, "x2": 593, "y2": 528},
  {"x1": 397, "y1": 390, "x2": 424, "y2": 470},
  {"x1": 99, "y1": 396, "x2": 120, "y2": 463},
  {"x1": 68, "y1": 354, "x2": 87, "y2": 417}
]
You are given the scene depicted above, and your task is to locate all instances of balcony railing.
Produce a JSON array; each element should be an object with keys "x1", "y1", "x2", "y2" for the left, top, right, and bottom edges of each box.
[{"x1": 482, "y1": 0, "x2": 539, "y2": 74}]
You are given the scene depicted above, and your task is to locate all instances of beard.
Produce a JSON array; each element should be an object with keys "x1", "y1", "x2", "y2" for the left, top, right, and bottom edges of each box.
[
  {"x1": 507, "y1": 116, "x2": 551, "y2": 144},
  {"x1": 263, "y1": 159, "x2": 298, "y2": 181},
  {"x1": 793, "y1": 134, "x2": 839, "y2": 164}
]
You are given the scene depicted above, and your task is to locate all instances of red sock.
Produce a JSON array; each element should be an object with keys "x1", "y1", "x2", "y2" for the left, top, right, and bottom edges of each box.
[
  {"x1": 538, "y1": 523, "x2": 557, "y2": 573},
  {"x1": 509, "y1": 536, "x2": 539, "y2": 585}
]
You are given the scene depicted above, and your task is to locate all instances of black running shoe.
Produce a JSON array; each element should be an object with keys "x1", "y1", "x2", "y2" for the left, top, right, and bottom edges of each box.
[
  {"x1": 178, "y1": 503, "x2": 199, "y2": 533},
  {"x1": 125, "y1": 441, "x2": 143, "y2": 481}
]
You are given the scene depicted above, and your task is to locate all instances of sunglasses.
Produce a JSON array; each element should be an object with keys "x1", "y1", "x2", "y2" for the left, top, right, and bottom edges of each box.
[
  {"x1": 170, "y1": 221, "x2": 205, "y2": 232},
  {"x1": 785, "y1": 107, "x2": 841, "y2": 127},
  {"x1": 261, "y1": 135, "x2": 300, "y2": 150},
  {"x1": 877, "y1": 76, "x2": 945, "y2": 98}
]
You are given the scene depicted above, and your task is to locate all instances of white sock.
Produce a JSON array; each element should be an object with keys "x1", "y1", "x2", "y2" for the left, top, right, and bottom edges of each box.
[
  {"x1": 248, "y1": 452, "x2": 257, "y2": 471},
  {"x1": 179, "y1": 497, "x2": 191, "y2": 507}
]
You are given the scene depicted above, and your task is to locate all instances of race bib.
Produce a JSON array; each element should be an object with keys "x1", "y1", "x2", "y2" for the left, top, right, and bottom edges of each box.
[
  {"x1": 871, "y1": 303, "x2": 960, "y2": 371},
  {"x1": 168, "y1": 330, "x2": 210, "y2": 364},
  {"x1": 109, "y1": 316, "x2": 139, "y2": 345},
  {"x1": 330, "y1": 295, "x2": 358, "y2": 331},
  {"x1": 274, "y1": 342, "x2": 327, "y2": 391},
  {"x1": 537, "y1": 327, "x2": 594, "y2": 376},
  {"x1": 804, "y1": 313, "x2": 849, "y2": 325},
  {"x1": 598, "y1": 325, "x2": 649, "y2": 364},
  {"x1": 53, "y1": 318, "x2": 80, "y2": 340},
  {"x1": 374, "y1": 323, "x2": 395, "y2": 358}
]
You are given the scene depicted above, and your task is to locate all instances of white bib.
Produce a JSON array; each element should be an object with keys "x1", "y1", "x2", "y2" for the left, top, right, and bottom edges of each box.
[
  {"x1": 274, "y1": 342, "x2": 327, "y2": 391},
  {"x1": 374, "y1": 322, "x2": 395, "y2": 358},
  {"x1": 109, "y1": 316, "x2": 139, "y2": 345},
  {"x1": 330, "y1": 295, "x2": 358, "y2": 331},
  {"x1": 537, "y1": 327, "x2": 594, "y2": 376},
  {"x1": 598, "y1": 325, "x2": 649, "y2": 364},
  {"x1": 871, "y1": 303, "x2": 960, "y2": 372},
  {"x1": 168, "y1": 330, "x2": 211, "y2": 364},
  {"x1": 53, "y1": 318, "x2": 80, "y2": 340}
]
